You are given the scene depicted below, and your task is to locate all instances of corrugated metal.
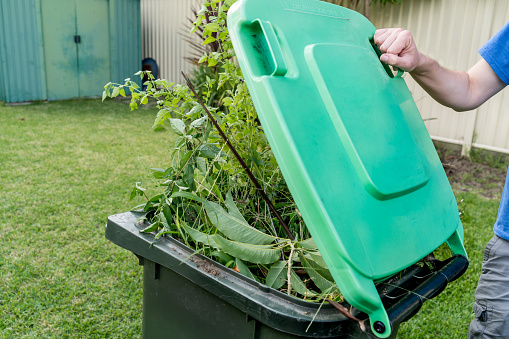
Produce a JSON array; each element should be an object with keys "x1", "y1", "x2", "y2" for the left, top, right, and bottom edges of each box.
[
  {"x1": 0, "y1": 0, "x2": 5, "y2": 102},
  {"x1": 141, "y1": 0, "x2": 203, "y2": 83},
  {"x1": 0, "y1": 0, "x2": 45, "y2": 102},
  {"x1": 109, "y1": 0, "x2": 142, "y2": 87},
  {"x1": 370, "y1": 0, "x2": 509, "y2": 154}
]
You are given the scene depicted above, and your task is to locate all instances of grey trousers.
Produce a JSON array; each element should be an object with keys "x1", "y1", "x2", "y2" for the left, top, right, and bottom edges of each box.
[{"x1": 469, "y1": 235, "x2": 509, "y2": 338}]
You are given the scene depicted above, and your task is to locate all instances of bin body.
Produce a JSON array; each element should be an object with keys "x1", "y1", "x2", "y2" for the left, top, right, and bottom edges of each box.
[
  {"x1": 141, "y1": 259, "x2": 399, "y2": 339},
  {"x1": 106, "y1": 212, "x2": 399, "y2": 339}
]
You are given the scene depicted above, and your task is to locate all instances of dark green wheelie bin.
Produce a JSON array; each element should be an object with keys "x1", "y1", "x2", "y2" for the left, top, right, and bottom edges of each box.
[
  {"x1": 106, "y1": 211, "x2": 466, "y2": 338},
  {"x1": 106, "y1": 0, "x2": 469, "y2": 337}
]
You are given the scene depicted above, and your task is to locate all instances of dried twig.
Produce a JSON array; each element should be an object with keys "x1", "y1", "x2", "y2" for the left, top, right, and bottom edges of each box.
[
  {"x1": 326, "y1": 298, "x2": 366, "y2": 332},
  {"x1": 287, "y1": 242, "x2": 295, "y2": 295}
]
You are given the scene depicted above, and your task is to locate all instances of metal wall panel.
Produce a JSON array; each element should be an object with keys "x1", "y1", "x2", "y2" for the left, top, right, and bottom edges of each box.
[
  {"x1": 141, "y1": 0, "x2": 202, "y2": 83},
  {"x1": 370, "y1": 0, "x2": 509, "y2": 154},
  {"x1": 0, "y1": 0, "x2": 5, "y2": 102},
  {"x1": 0, "y1": 0, "x2": 46, "y2": 102},
  {"x1": 109, "y1": 0, "x2": 142, "y2": 87}
]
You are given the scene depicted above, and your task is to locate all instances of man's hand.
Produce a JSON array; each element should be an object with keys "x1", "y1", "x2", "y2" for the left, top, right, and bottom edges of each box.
[{"x1": 374, "y1": 28, "x2": 422, "y2": 73}]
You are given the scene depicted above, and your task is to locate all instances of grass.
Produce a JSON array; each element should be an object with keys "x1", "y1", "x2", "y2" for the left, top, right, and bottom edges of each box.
[
  {"x1": 470, "y1": 148, "x2": 509, "y2": 169},
  {"x1": 398, "y1": 192, "x2": 500, "y2": 337},
  {"x1": 0, "y1": 99, "x2": 503, "y2": 338},
  {"x1": 0, "y1": 99, "x2": 172, "y2": 338}
]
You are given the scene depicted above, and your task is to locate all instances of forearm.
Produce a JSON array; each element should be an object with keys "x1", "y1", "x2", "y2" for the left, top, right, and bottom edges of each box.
[
  {"x1": 410, "y1": 55, "x2": 474, "y2": 111},
  {"x1": 410, "y1": 54, "x2": 506, "y2": 111}
]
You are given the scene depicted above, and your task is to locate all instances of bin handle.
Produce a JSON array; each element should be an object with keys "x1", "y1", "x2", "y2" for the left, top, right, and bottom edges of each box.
[
  {"x1": 256, "y1": 20, "x2": 288, "y2": 77},
  {"x1": 386, "y1": 255, "x2": 469, "y2": 326}
]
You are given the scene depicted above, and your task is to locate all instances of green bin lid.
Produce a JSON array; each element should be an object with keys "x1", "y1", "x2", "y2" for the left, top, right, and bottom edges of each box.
[{"x1": 227, "y1": 0, "x2": 467, "y2": 337}]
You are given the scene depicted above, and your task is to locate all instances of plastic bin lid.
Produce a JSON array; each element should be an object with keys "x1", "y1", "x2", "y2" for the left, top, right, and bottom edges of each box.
[{"x1": 227, "y1": 0, "x2": 467, "y2": 337}]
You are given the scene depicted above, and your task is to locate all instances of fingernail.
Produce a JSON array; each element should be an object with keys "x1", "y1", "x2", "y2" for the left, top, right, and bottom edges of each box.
[{"x1": 380, "y1": 55, "x2": 388, "y2": 63}]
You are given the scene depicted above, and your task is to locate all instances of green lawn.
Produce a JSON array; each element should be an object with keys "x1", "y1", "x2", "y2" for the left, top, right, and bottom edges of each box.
[
  {"x1": 398, "y1": 192, "x2": 499, "y2": 337},
  {"x1": 0, "y1": 99, "x2": 171, "y2": 338},
  {"x1": 0, "y1": 99, "x2": 502, "y2": 338}
]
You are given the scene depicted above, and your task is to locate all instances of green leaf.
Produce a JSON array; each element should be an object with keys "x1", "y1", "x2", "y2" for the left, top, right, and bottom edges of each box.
[
  {"x1": 210, "y1": 251, "x2": 234, "y2": 265},
  {"x1": 195, "y1": 157, "x2": 207, "y2": 174},
  {"x1": 169, "y1": 118, "x2": 186, "y2": 136},
  {"x1": 129, "y1": 186, "x2": 137, "y2": 200},
  {"x1": 190, "y1": 116, "x2": 208, "y2": 129},
  {"x1": 300, "y1": 254, "x2": 335, "y2": 292},
  {"x1": 223, "y1": 192, "x2": 245, "y2": 221},
  {"x1": 182, "y1": 224, "x2": 219, "y2": 249},
  {"x1": 187, "y1": 105, "x2": 204, "y2": 116},
  {"x1": 212, "y1": 235, "x2": 280, "y2": 264},
  {"x1": 208, "y1": 58, "x2": 218, "y2": 67},
  {"x1": 304, "y1": 250, "x2": 329, "y2": 270},
  {"x1": 198, "y1": 55, "x2": 207, "y2": 64},
  {"x1": 150, "y1": 168, "x2": 166, "y2": 179},
  {"x1": 119, "y1": 88, "x2": 126, "y2": 97},
  {"x1": 202, "y1": 36, "x2": 217, "y2": 45},
  {"x1": 298, "y1": 238, "x2": 318, "y2": 250},
  {"x1": 174, "y1": 136, "x2": 185, "y2": 149},
  {"x1": 235, "y1": 258, "x2": 258, "y2": 281},
  {"x1": 141, "y1": 95, "x2": 148, "y2": 104},
  {"x1": 222, "y1": 97, "x2": 233, "y2": 106},
  {"x1": 266, "y1": 260, "x2": 287, "y2": 289},
  {"x1": 139, "y1": 222, "x2": 159, "y2": 234},
  {"x1": 102, "y1": 90, "x2": 107, "y2": 102},
  {"x1": 197, "y1": 144, "x2": 226, "y2": 159},
  {"x1": 183, "y1": 163, "x2": 194, "y2": 187},
  {"x1": 290, "y1": 270, "x2": 316, "y2": 297},
  {"x1": 153, "y1": 109, "x2": 171, "y2": 128},
  {"x1": 180, "y1": 150, "x2": 193, "y2": 168},
  {"x1": 204, "y1": 197, "x2": 278, "y2": 245},
  {"x1": 170, "y1": 191, "x2": 209, "y2": 206},
  {"x1": 112, "y1": 87, "x2": 120, "y2": 97},
  {"x1": 162, "y1": 205, "x2": 173, "y2": 226}
]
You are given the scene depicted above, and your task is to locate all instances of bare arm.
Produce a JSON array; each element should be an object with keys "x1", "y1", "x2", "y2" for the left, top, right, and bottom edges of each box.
[{"x1": 374, "y1": 28, "x2": 507, "y2": 112}]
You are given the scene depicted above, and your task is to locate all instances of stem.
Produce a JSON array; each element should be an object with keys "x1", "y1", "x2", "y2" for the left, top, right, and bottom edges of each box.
[
  {"x1": 166, "y1": 146, "x2": 200, "y2": 199},
  {"x1": 287, "y1": 242, "x2": 294, "y2": 296},
  {"x1": 326, "y1": 298, "x2": 366, "y2": 332},
  {"x1": 182, "y1": 71, "x2": 295, "y2": 240}
]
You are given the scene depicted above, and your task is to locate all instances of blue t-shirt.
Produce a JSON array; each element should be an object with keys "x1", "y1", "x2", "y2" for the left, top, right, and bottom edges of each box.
[{"x1": 479, "y1": 22, "x2": 509, "y2": 240}]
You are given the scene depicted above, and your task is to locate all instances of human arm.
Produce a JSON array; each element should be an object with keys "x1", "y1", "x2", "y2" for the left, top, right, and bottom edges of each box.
[{"x1": 373, "y1": 28, "x2": 507, "y2": 112}]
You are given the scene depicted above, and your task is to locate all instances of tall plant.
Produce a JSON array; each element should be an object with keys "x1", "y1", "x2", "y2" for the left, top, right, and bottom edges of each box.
[{"x1": 103, "y1": 0, "x2": 345, "y2": 304}]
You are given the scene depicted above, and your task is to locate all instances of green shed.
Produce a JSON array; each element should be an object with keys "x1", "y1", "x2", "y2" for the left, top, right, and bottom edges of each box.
[{"x1": 0, "y1": 0, "x2": 141, "y2": 103}]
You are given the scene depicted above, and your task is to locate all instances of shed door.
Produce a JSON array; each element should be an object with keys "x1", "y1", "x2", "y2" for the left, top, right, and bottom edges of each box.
[{"x1": 42, "y1": 0, "x2": 110, "y2": 100}]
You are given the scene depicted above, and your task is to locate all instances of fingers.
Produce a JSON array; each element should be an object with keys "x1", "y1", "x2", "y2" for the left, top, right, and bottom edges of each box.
[
  {"x1": 379, "y1": 28, "x2": 406, "y2": 53},
  {"x1": 380, "y1": 53, "x2": 401, "y2": 67},
  {"x1": 380, "y1": 52, "x2": 417, "y2": 72},
  {"x1": 375, "y1": 28, "x2": 419, "y2": 72},
  {"x1": 374, "y1": 28, "x2": 399, "y2": 48},
  {"x1": 374, "y1": 28, "x2": 388, "y2": 42}
]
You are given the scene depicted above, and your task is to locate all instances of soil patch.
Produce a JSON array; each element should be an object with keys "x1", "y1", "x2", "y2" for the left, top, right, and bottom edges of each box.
[{"x1": 439, "y1": 149, "x2": 508, "y2": 199}]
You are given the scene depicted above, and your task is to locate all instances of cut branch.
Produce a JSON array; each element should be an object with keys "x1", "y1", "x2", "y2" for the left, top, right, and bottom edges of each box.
[{"x1": 182, "y1": 71, "x2": 295, "y2": 240}]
